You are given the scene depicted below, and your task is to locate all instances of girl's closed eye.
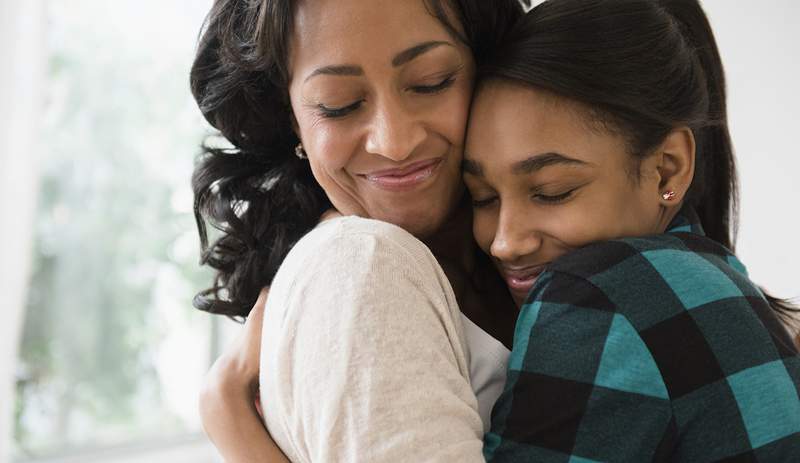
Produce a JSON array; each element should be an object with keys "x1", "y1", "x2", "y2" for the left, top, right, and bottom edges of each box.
[
  {"x1": 532, "y1": 187, "x2": 579, "y2": 205},
  {"x1": 472, "y1": 195, "x2": 497, "y2": 209}
]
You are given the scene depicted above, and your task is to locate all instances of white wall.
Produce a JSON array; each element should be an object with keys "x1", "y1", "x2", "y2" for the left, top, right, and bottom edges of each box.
[
  {"x1": 0, "y1": 0, "x2": 45, "y2": 461},
  {"x1": 703, "y1": 0, "x2": 800, "y2": 301}
]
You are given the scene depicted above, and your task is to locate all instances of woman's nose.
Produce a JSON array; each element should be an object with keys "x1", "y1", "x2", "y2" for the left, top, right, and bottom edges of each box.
[
  {"x1": 490, "y1": 211, "x2": 542, "y2": 264},
  {"x1": 364, "y1": 97, "x2": 426, "y2": 162}
]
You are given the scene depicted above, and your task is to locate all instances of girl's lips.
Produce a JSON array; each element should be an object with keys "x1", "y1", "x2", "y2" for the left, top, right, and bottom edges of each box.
[
  {"x1": 500, "y1": 265, "x2": 547, "y2": 298},
  {"x1": 362, "y1": 159, "x2": 442, "y2": 191}
]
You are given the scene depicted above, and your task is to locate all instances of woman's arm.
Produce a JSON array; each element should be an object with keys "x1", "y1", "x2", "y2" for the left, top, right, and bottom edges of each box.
[{"x1": 198, "y1": 289, "x2": 290, "y2": 463}]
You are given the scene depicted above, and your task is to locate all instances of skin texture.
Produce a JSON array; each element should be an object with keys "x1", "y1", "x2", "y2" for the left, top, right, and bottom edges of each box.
[
  {"x1": 464, "y1": 80, "x2": 695, "y2": 306},
  {"x1": 288, "y1": 0, "x2": 475, "y2": 239}
]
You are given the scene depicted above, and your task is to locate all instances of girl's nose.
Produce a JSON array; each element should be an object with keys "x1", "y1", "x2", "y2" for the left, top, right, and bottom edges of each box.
[{"x1": 490, "y1": 210, "x2": 542, "y2": 264}]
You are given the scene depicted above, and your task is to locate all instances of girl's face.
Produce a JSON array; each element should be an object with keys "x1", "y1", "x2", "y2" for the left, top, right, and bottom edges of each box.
[
  {"x1": 288, "y1": 0, "x2": 474, "y2": 238},
  {"x1": 464, "y1": 81, "x2": 668, "y2": 307}
]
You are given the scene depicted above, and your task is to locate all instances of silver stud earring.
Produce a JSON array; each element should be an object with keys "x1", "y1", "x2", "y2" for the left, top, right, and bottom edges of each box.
[{"x1": 295, "y1": 143, "x2": 307, "y2": 160}]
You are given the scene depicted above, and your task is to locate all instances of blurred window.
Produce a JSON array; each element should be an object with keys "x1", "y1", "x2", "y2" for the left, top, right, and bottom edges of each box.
[{"x1": 14, "y1": 0, "x2": 218, "y2": 459}]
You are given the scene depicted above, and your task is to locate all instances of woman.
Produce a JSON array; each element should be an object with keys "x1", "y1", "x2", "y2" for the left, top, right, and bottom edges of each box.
[{"x1": 196, "y1": 0, "x2": 800, "y2": 461}]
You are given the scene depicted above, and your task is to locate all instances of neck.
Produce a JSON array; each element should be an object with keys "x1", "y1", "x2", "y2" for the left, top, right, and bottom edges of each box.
[
  {"x1": 423, "y1": 194, "x2": 476, "y2": 273},
  {"x1": 425, "y1": 193, "x2": 518, "y2": 348}
]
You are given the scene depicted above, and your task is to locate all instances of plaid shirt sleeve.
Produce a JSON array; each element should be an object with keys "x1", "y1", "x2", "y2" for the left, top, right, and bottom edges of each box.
[{"x1": 484, "y1": 236, "x2": 800, "y2": 462}]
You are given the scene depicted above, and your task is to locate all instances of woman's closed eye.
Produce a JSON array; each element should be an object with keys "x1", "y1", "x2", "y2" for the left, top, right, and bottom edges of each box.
[
  {"x1": 317, "y1": 100, "x2": 364, "y2": 119},
  {"x1": 409, "y1": 74, "x2": 456, "y2": 94},
  {"x1": 315, "y1": 74, "x2": 458, "y2": 119}
]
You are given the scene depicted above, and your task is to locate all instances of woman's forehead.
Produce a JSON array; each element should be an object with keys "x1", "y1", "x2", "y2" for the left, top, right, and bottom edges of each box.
[{"x1": 289, "y1": 0, "x2": 460, "y2": 68}]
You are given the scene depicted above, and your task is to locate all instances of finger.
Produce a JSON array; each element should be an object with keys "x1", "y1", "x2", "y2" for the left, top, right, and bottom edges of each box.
[
  {"x1": 244, "y1": 287, "x2": 269, "y2": 328},
  {"x1": 238, "y1": 287, "x2": 268, "y2": 385}
]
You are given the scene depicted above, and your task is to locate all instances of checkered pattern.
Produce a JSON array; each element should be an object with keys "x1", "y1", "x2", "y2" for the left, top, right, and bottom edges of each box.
[{"x1": 484, "y1": 207, "x2": 800, "y2": 462}]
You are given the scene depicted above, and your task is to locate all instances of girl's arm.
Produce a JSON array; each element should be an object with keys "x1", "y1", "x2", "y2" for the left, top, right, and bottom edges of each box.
[{"x1": 198, "y1": 289, "x2": 290, "y2": 463}]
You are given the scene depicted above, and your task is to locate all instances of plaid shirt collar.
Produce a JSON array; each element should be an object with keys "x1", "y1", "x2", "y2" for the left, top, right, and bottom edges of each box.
[{"x1": 665, "y1": 205, "x2": 706, "y2": 237}]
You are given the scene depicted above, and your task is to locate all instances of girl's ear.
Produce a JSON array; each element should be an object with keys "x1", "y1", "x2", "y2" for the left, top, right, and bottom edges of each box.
[{"x1": 653, "y1": 126, "x2": 696, "y2": 206}]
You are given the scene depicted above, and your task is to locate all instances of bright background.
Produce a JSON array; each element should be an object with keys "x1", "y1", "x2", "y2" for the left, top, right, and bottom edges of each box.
[
  {"x1": 1, "y1": 1, "x2": 798, "y2": 462},
  {"x1": 707, "y1": 1, "x2": 800, "y2": 301}
]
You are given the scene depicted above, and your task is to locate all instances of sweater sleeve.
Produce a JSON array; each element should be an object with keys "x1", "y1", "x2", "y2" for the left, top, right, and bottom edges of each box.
[{"x1": 260, "y1": 217, "x2": 485, "y2": 463}]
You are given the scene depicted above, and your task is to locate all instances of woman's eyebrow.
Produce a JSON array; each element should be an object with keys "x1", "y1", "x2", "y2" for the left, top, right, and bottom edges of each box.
[
  {"x1": 305, "y1": 41, "x2": 453, "y2": 83},
  {"x1": 391, "y1": 41, "x2": 452, "y2": 67},
  {"x1": 305, "y1": 65, "x2": 363, "y2": 83}
]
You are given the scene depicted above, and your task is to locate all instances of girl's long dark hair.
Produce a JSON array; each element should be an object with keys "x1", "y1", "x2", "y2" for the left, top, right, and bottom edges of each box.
[
  {"x1": 479, "y1": 0, "x2": 797, "y2": 321},
  {"x1": 189, "y1": 0, "x2": 520, "y2": 318}
]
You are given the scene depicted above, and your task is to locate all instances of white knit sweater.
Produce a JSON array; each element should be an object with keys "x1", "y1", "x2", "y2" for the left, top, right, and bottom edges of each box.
[{"x1": 260, "y1": 216, "x2": 509, "y2": 462}]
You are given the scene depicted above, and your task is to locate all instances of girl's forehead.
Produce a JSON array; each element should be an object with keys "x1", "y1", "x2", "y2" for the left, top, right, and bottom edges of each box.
[{"x1": 466, "y1": 82, "x2": 629, "y2": 174}]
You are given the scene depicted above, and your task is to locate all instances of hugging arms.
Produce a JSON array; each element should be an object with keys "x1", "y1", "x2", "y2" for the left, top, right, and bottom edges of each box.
[{"x1": 192, "y1": 0, "x2": 800, "y2": 461}]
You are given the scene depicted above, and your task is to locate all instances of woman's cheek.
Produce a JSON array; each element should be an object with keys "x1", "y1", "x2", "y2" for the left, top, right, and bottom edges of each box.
[
  {"x1": 449, "y1": 83, "x2": 474, "y2": 141},
  {"x1": 306, "y1": 123, "x2": 352, "y2": 168}
]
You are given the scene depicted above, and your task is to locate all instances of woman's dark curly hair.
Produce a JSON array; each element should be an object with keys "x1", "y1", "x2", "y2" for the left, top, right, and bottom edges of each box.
[{"x1": 190, "y1": 0, "x2": 520, "y2": 318}]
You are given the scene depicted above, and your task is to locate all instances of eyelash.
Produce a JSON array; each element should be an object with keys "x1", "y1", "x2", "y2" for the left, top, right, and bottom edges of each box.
[
  {"x1": 471, "y1": 188, "x2": 577, "y2": 209},
  {"x1": 316, "y1": 75, "x2": 457, "y2": 119},
  {"x1": 472, "y1": 196, "x2": 497, "y2": 209},
  {"x1": 317, "y1": 100, "x2": 363, "y2": 119},
  {"x1": 410, "y1": 75, "x2": 456, "y2": 94},
  {"x1": 534, "y1": 189, "x2": 576, "y2": 204}
]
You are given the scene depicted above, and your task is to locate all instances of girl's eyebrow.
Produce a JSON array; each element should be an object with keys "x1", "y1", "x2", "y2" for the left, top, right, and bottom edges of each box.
[
  {"x1": 462, "y1": 158, "x2": 483, "y2": 176},
  {"x1": 511, "y1": 152, "x2": 589, "y2": 175},
  {"x1": 462, "y1": 152, "x2": 589, "y2": 177}
]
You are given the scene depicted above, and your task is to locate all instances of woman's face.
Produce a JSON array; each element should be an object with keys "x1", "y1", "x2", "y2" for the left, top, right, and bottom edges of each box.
[
  {"x1": 464, "y1": 81, "x2": 665, "y2": 306},
  {"x1": 288, "y1": 0, "x2": 474, "y2": 238}
]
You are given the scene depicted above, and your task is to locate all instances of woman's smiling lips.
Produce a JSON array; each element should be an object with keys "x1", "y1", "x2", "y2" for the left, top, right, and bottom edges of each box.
[
  {"x1": 361, "y1": 158, "x2": 442, "y2": 192},
  {"x1": 499, "y1": 264, "x2": 548, "y2": 300}
]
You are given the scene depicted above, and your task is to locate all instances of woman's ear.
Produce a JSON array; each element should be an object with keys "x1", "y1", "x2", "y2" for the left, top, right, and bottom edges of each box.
[{"x1": 653, "y1": 127, "x2": 695, "y2": 206}]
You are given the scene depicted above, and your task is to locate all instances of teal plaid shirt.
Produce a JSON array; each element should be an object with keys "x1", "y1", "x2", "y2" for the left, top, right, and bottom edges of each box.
[{"x1": 484, "y1": 207, "x2": 800, "y2": 462}]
